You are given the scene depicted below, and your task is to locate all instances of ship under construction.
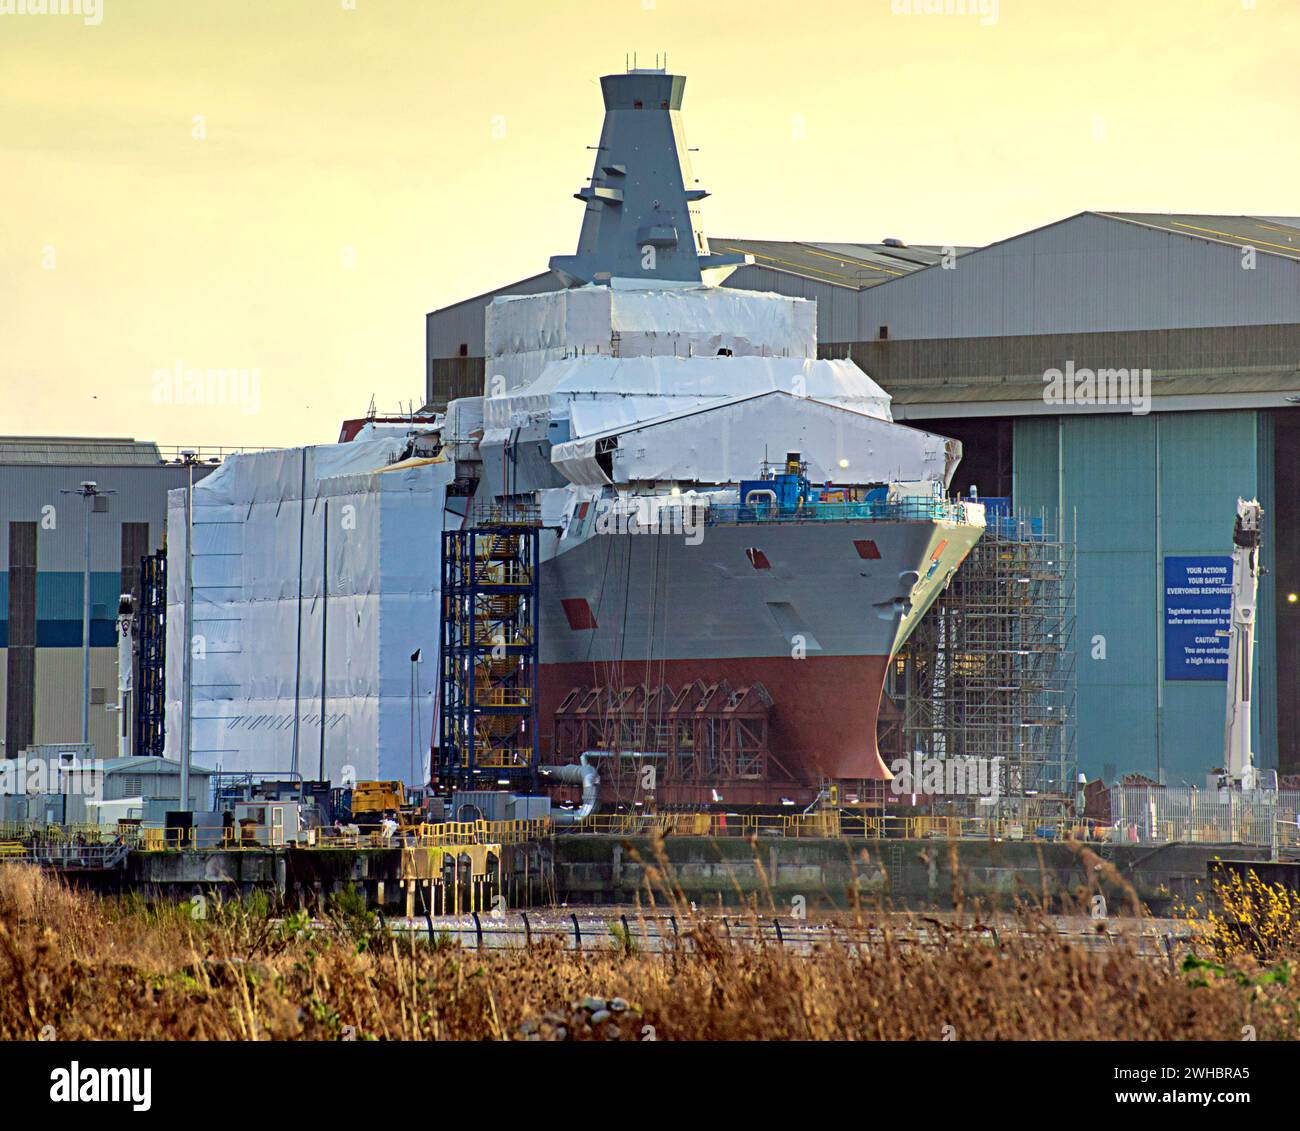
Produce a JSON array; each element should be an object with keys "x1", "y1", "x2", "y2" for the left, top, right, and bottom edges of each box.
[{"x1": 431, "y1": 67, "x2": 987, "y2": 809}]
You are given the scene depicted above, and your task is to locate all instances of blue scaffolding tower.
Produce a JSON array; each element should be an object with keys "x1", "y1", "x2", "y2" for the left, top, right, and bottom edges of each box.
[{"x1": 437, "y1": 505, "x2": 541, "y2": 791}]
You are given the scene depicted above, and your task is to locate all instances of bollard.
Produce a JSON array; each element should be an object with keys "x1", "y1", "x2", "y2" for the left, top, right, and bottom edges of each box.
[
  {"x1": 472, "y1": 910, "x2": 484, "y2": 952},
  {"x1": 571, "y1": 911, "x2": 582, "y2": 952},
  {"x1": 522, "y1": 911, "x2": 532, "y2": 947}
]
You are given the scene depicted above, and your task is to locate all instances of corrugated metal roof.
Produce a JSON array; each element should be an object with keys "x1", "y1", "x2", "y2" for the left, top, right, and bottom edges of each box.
[
  {"x1": 0, "y1": 461, "x2": 206, "y2": 570},
  {"x1": 710, "y1": 239, "x2": 971, "y2": 290},
  {"x1": 1097, "y1": 213, "x2": 1300, "y2": 261},
  {"x1": 0, "y1": 436, "x2": 163, "y2": 466},
  {"x1": 889, "y1": 369, "x2": 1300, "y2": 404},
  {"x1": 100, "y1": 756, "x2": 215, "y2": 775}
]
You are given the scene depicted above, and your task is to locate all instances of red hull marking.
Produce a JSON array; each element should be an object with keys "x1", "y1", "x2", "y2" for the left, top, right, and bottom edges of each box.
[
  {"x1": 560, "y1": 598, "x2": 598, "y2": 630},
  {"x1": 538, "y1": 655, "x2": 894, "y2": 782}
]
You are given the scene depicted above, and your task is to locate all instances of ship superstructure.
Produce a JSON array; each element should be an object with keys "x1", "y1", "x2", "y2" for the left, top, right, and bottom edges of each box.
[{"x1": 439, "y1": 68, "x2": 985, "y2": 805}]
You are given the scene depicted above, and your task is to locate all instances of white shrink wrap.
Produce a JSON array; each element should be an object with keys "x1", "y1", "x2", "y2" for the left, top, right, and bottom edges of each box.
[
  {"x1": 165, "y1": 441, "x2": 455, "y2": 786},
  {"x1": 483, "y1": 284, "x2": 818, "y2": 393}
]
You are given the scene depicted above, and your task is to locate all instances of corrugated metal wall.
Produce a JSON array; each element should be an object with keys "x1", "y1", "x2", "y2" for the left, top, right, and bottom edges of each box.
[
  {"x1": 857, "y1": 213, "x2": 1300, "y2": 341},
  {"x1": 425, "y1": 214, "x2": 1300, "y2": 406},
  {"x1": 1014, "y1": 409, "x2": 1275, "y2": 784},
  {"x1": 4, "y1": 523, "x2": 36, "y2": 757},
  {"x1": 0, "y1": 462, "x2": 211, "y2": 758},
  {"x1": 1275, "y1": 414, "x2": 1300, "y2": 771},
  {"x1": 844, "y1": 323, "x2": 1300, "y2": 392},
  {"x1": 1256, "y1": 410, "x2": 1277, "y2": 778}
]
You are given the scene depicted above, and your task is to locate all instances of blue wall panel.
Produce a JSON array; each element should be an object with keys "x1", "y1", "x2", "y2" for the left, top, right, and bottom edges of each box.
[
  {"x1": 1255, "y1": 411, "x2": 1278, "y2": 774},
  {"x1": 0, "y1": 570, "x2": 123, "y2": 649},
  {"x1": 1011, "y1": 417, "x2": 1058, "y2": 515},
  {"x1": 1156, "y1": 412, "x2": 1267, "y2": 780},
  {"x1": 1064, "y1": 416, "x2": 1159, "y2": 781},
  {"x1": 1014, "y1": 409, "x2": 1272, "y2": 784}
]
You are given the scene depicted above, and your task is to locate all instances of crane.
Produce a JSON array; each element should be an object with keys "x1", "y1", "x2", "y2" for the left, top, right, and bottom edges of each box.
[{"x1": 1224, "y1": 497, "x2": 1262, "y2": 790}]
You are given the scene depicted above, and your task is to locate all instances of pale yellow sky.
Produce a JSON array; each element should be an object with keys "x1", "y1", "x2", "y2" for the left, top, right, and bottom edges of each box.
[{"x1": 2, "y1": 0, "x2": 1297, "y2": 448}]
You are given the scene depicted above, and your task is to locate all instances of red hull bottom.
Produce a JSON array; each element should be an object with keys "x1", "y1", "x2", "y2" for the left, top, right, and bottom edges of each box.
[{"x1": 538, "y1": 655, "x2": 894, "y2": 796}]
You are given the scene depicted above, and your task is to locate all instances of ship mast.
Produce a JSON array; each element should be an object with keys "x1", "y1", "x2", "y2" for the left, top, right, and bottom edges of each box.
[{"x1": 549, "y1": 68, "x2": 749, "y2": 288}]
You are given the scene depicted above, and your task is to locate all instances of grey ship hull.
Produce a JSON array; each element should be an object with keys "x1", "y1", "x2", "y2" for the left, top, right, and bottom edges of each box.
[{"x1": 536, "y1": 513, "x2": 980, "y2": 783}]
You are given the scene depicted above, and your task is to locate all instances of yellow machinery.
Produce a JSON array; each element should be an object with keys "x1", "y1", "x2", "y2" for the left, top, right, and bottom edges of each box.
[{"x1": 350, "y1": 780, "x2": 410, "y2": 824}]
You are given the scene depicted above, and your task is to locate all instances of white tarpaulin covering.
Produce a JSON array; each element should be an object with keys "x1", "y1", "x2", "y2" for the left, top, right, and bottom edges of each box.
[
  {"x1": 443, "y1": 397, "x2": 485, "y2": 462},
  {"x1": 479, "y1": 354, "x2": 893, "y2": 446},
  {"x1": 549, "y1": 390, "x2": 954, "y2": 488},
  {"x1": 567, "y1": 396, "x2": 713, "y2": 437},
  {"x1": 350, "y1": 418, "x2": 442, "y2": 444},
  {"x1": 484, "y1": 285, "x2": 817, "y2": 392},
  {"x1": 550, "y1": 437, "x2": 610, "y2": 486},
  {"x1": 164, "y1": 440, "x2": 454, "y2": 786}
]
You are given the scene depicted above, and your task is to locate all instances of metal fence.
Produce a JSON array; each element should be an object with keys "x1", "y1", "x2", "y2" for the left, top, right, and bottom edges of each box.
[
  {"x1": 0, "y1": 840, "x2": 131, "y2": 869},
  {"x1": 10, "y1": 798, "x2": 1294, "y2": 860},
  {"x1": 0, "y1": 817, "x2": 551, "y2": 858},
  {"x1": 388, "y1": 911, "x2": 1185, "y2": 959},
  {"x1": 154, "y1": 445, "x2": 278, "y2": 462},
  {"x1": 1110, "y1": 786, "x2": 1300, "y2": 849},
  {"x1": 706, "y1": 498, "x2": 976, "y2": 526},
  {"x1": 554, "y1": 811, "x2": 1109, "y2": 842}
]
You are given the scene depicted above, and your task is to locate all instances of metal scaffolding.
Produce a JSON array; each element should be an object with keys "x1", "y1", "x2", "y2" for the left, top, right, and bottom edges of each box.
[
  {"x1": 550, "y1": 679, "x2": 795, "y2": 807},
  {"x1": 134, "y1": 548, "x2": 167, "y2": 759},
  {"x1": 883, "y1": 503, "x2": 1077, "y2": 823},
  {"x1": 437, "y1": 504, "x2": 541, "y2": 791}
]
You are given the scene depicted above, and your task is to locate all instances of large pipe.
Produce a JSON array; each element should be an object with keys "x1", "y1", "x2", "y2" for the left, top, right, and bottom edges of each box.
[{"x1": 539, "y1": 754, "x2": 600, "y2": 825}]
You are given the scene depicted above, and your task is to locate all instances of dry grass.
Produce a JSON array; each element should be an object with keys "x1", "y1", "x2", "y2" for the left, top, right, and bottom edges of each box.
[{"x1": 1, "y1": 862, "x2": 1297, "y2": 1041}]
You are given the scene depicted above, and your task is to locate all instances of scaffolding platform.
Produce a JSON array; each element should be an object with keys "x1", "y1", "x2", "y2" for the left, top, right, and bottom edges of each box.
[
  {"x1": 437, "y1": 512, "x2": 541, "y2": 791},
  {"x1": 134, "y1": 548, "x2": 167, "y2": 760},
  {"x1": 883, "y1": 503, "x2": 1077, "y2": 823}
]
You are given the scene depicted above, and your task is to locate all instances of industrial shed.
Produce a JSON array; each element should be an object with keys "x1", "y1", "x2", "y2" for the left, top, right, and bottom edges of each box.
[
  {"x1": 0, "y1": 438, "x2": 215, "y2": 763},
  {"x1": 844, "y1": 212, "x2": 1299, "y2": 786},
  {"x1": 426, "y1": 212, "x2": 1300, "y2": 785}
]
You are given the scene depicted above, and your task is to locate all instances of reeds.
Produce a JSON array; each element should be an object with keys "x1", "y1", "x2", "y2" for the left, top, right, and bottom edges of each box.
[{"x1": 0, "y1": 850, "x2": 1295, "y2": 1041}]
